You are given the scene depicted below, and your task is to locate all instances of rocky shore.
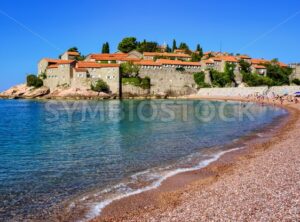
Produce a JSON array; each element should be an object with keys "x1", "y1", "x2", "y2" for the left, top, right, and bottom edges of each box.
[{"x1": 0, "y1": 84, "x2": 116, "y2": 100}]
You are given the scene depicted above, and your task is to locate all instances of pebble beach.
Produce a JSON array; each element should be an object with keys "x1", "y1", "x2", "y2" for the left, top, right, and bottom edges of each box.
[{"x1": 93, "y1": 97, "x2": 300, "y2": 222}]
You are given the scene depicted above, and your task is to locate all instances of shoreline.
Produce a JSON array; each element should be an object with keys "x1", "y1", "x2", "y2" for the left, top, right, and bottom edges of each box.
[{"x1": 87, "y1": 96, "x2": 300, "y2": 222}]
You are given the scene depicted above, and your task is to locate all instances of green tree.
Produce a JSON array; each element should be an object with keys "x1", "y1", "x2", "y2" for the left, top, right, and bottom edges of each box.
[
  {"x1": 178, "y1": 42, "x2": 189, "y2": 51},
  {"x1": 67, "y1": 47, "x2": 78, "y2": 52},
  {"x1": 26, "y1": 74, "x2": 43, "y2": 88},
  {"x1": 194, "y1": 72, "x2": 210, "y2": 88},
  {"x1": 165, "y1": 44, "x2": 171, "y2": 53},
  {"x1": 292, "y1": 79, "x2": 300, "y2": 85},
  {"x1": 191, "y1": 52, "x2": 201, "y2": 62},
  {"x1": 172, "y1": 39, "x2": 177, "y2": 52},
  {"x1": 102, "y1": 42, "x2": 110, "y2": 53},
  {"x1": 265, "y1": 60, "x2": 293, "y2": 86},
  {"x1": 118, "y1": 37, "x2": 138, "y2": 53},
  {"x1": 196, "y1": 44, "x2": 204, "y2": 58},
  {"x1": 224, "y1": 62, "x2": 237, "y2": 86},
  {"x1": 120, "y1": 62, "x2": 140, "y2": 77},
  {"x1": 239, "y1": 59, "x2": 251, "y2": 73},
  {"x1": 137, "y1": 40, "x2": 158, "y2": 52},
  {"x1": 242, "y1": 72, "x2": 274, "y2": 87},
  {"x1": 91, "y1": 79, "x2": 110, "y2": 93}
]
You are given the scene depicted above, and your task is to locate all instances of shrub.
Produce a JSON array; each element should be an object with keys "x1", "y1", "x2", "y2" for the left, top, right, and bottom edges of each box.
[
  {"x1": 140, "y1": 77, "x2": 151, "y2": 89},
  {"x1": 91, "y1": 79, "x2": 110, "y2": 93},
  {"x1": 209, "y1": 70, "x2": 232, "y2": 87},
  {"x1": 292, "y1": 79, "x2": 300, "y2": 85},
  {"x1": 26, "y1": 74, "x2": 43, "y2": 88},
  {"x1": 194, "y1": 72, "x2": 210, "y2": 88},
  {"x1": 122, "y1": 76, "x2": 151, "y2": 89},
  {"x1": 242, "y1": 72, "x2": 274, "y2": 86}
]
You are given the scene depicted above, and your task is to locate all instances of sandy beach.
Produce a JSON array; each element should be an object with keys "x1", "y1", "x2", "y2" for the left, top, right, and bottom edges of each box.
[{"x1": 90, "y1": 96, "x2": 300, "y2": 222}]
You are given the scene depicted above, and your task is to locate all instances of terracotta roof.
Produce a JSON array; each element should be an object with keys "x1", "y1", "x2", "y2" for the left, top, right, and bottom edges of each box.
[
  {"x1": 67, "y1": 51, "x2": 80, "y2": 56},
  {"x1": 43, "y1": 58, "x2": 75, "y2": 64},
  {"x1": 238, "y1": 55, "x2": 251, "y2": 59},
  {"x1": 253, "y1": 65, "x2": 266, "y2": 69},
  {"x1": 118, "y1": 57, "x2": 141, "y2": 62},
  {"x1": 174, "y1": 49, "x2": 186, "y2": 53},
  {"x1": 89, "y1": 53, "x2": 128, "y2": 61},
  {"x1": 202, "y1": 59, "x2": 215, "y2": 64},
  {"x1": 47, "y1": 64, "x2": 59, "y2": 69},
  {"x1": 156, "y1": 59, "x2": 201, "y2": 66},
  {"x1": 278, "y1": 62, "x2": 288, "y2": 67},
  {"x1": 143, "y1": 52, "x2": 191, "y2": 58},
  {"x1": 215, "y1": 56, "x2": 238, "y2": 62},
  {"x1": 135, "y1": 60, "x2": 162, "y2": 66},
  {"x1": 76, "y1": 61, "x2": 120, "y2": 68},
  {"x1": 251, "y1": 58, "x2": 268, "y2": 65}
]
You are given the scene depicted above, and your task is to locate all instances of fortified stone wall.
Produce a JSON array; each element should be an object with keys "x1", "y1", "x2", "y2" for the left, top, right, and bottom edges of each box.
[
  {"x1": 138, "y1": 67, "x2": 199, "y2": 95},
  {"x1": 44, "y1": 65, "x2": 73, "y2": 91},
  {"x1": 289, "y1": 64, "x2": 300, "y2": 80},
  {"x1": 87, "y1": 67, "x2": 120, "y2": 94},
  {"x1": 122, "y1": 84, "x2": 150, "y2": 96}
]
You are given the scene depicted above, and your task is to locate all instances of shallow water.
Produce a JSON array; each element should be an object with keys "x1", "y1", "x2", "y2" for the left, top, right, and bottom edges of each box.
[{"x1": 0, "y1": 99, "x2": 287, "y2": 221}]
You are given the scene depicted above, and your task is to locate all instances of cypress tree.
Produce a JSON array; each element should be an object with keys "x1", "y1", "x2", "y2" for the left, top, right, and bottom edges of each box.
[{"x1": 172, "y1": 39, "x2": 177, "y2": 52}]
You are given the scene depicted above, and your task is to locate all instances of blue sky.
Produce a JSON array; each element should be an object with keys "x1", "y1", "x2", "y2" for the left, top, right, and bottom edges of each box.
[{"x1": 0, "y1": 0, "x2": 300, "y2": 91}]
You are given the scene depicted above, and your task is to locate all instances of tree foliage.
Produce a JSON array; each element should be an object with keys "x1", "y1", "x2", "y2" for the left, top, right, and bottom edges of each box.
[
  {"x1": 292, "y1": 78, "x2": 300, "y2": 85},
  {"x1": 209, "y1": 63, "x2": 236, "y2": 87},
  {"x1": 67, "y1": 47, "x2": 78, "y2": 52},
  {"x1": 118, "y1": 37, "x2": 138, "y2": 53},
  {"x1": 194, "y1": 72, "x2": 210, "y2": 88},
  {"x1": 265, "y1": 60, "x2": 293, "y2": 86},
  {"x1": 239, "y1": 59, "x2": 251, "y2": 73},
  {"x1": 122, "y1": 76, "x2": 151, "y2": 89},
  {"x1": 102, "y1": 42, "x2": 110, "y2": 53},
  {"x1": 242, "y1": 72, "x2": 274, "y2": 87},
  {"x1": 178, "y1": 42, "x2": 189, "y2": 51},
  {"x1": 137, "y1": 40, "x2": 158, "y2": 52},
  {"x1": 172, "y1": 39, "x2": 177, "y2": 52},
  {"x1": 165, "y1": 44, "x2": 172, "y2": 53},
  {"x1": 120, "y1": 62, "x2": 140, "y2": 77},
  {"x1": 27, "y1": 75, "x2": 43, "y2": 88},
  {"x1": 91, "y1": 79, "x2": 110, "y2": 93},
  {"x1": 196, "y1": 44, "x2": 204, "y2": 58}
]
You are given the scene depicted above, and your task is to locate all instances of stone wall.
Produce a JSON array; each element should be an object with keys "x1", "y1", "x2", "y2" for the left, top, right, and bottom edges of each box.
[
  {"x1": 87, "y1": 67, "x2": 120, "y2": 94},
  {"x1": 138, "y1": 67, "x2": 199, "y2": 95},
  {"x1": 122, "y1": 84, "x2": 150, "y2": 96},
  {"x1": 290, "y1": 64, "x2": 300, "y2": 80},
  {"x1": 43, "y1": 64, "x2": 73, "y2": 91}
]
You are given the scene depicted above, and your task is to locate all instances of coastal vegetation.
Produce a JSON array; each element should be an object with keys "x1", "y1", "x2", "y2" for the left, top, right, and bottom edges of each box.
[
  {"x1": 209, "y1": 63, "x2": 236, "y2": 87},
  {"x1": 194, "y1": 72, "x2": 210, "y2": 88},
  {"x1": 239, "y1": 59, "x2": 293, "y2": 87},
  {"x1": 120, "y1": 62, "x2": 140, "y2": 77},
  {"x1": 26, "y1": 75, "x2": 43, "y2": 88},
  {"x1": 91, "y1": 79, "x2": 110, "y2": 93},
  {"x1": 122, "y1": 76, "x2": 151, "y2": 89},
  {"x1": 292, "y1": 78, "x2": 300, "y2": 85}
]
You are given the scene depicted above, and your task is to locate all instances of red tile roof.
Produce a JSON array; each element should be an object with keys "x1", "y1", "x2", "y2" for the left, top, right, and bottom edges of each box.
[
  {"x1": 47, "y1": 64, "x2": 59, "y2": 69},
  {"x1": 135, "y1": 60, "x2": 162, "y2": 66},
  {"x1": 214, "y1": 56, "x2": 238, "y2": 62},
  {"x1": 76, "y1": 61, "x2": 120, "y2": 68},
  {"x1": 156, "y1": 59, "x2": 201, "y2": 66},
  {"x1": 67, "y1": 51, "x2": 80, "y2": 56},
  {"x1": 253, "y1": 65, "x2": 266, "y2": 69},
  {"x1": 143, "y1": 52, "x2": 191, "y2": 58},
  {"x1": 251, "y1": 58, "x2": 268, "y2": 65},
  {"x1": 89, "y1": 53, "x2": 128, "y2": 61},
  {"x1": 202, "y1": 59, "x2": 215, "y2": 64},
  {"x1": 44, "y1": 58, "x2": 75, "y2": 64}
]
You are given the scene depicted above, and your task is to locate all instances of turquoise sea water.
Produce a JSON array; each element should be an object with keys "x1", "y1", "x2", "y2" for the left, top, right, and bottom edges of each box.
[{"x1": 0, "y1": 99, "x2": 287, "y2": 221}]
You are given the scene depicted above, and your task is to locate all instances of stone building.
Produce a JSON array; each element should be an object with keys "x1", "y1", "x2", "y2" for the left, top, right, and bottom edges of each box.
[
  {"x1": 289, "y1": 63, "x2": 300, "y2": 80},
  {"x1": 38, "y1": 55, "x2": 121, "y2": 94}
]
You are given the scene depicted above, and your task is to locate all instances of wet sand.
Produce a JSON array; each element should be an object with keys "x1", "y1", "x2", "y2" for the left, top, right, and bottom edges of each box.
[{"x1": 90, "y1": 96, "x2": 300, "y2": 222}]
